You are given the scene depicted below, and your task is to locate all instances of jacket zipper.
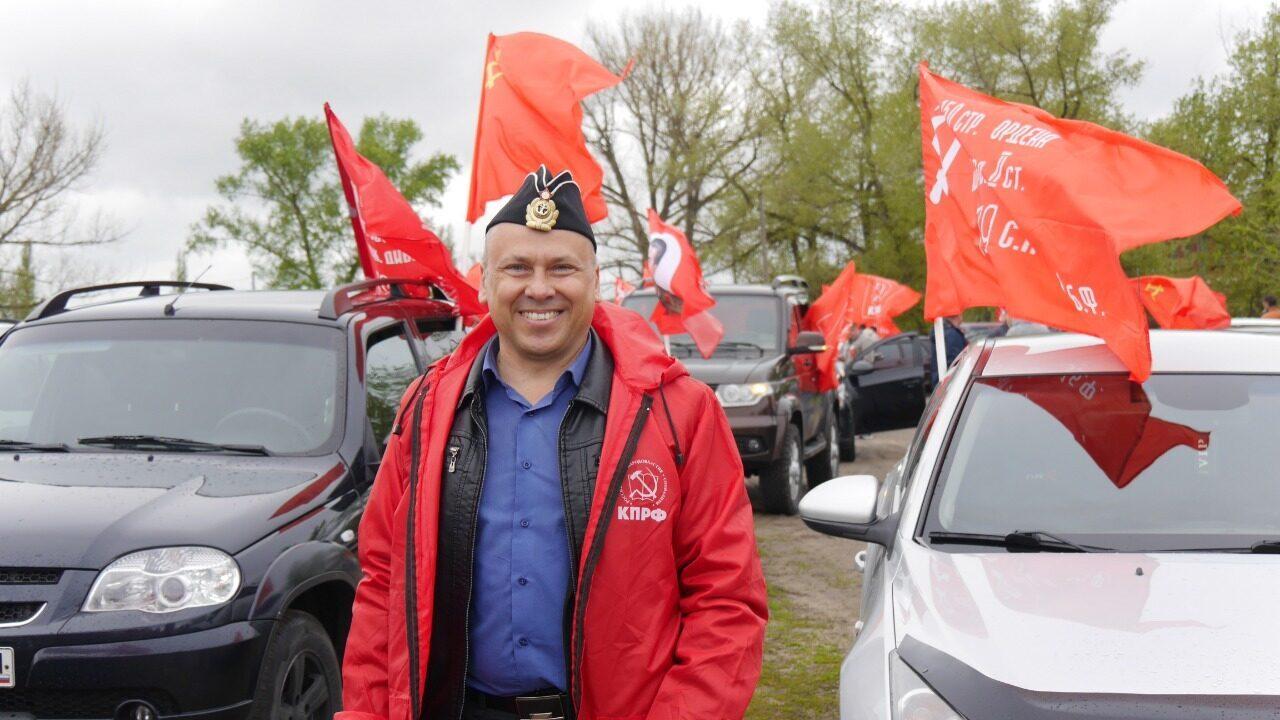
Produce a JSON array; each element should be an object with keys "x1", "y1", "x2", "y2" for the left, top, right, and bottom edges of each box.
[
  {"x1": 557, "y1": 400, "x2": 580, "y2": 688},
  {"x1": 569, "y1": 394, "x2": 653, "y2": 713},
  {"x1": 456, "y1": 401, "x2": 489, "y2": 720},
  {"x1": 403, "y1": 381, "x2": 431, "y2": 720},
  {"x1": 448, "y1": 445, "x2": 460, "y2": 473}
]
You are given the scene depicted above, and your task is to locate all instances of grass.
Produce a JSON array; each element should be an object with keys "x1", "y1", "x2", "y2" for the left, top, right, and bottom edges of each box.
[{"x1": 744, "y1": 586, "x2": 846, "y2": 720}]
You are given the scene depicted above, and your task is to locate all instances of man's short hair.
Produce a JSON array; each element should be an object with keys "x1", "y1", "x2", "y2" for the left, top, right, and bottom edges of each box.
[{"x1": 1266, "y1": 295, "x2": 1278, "y2": 307}]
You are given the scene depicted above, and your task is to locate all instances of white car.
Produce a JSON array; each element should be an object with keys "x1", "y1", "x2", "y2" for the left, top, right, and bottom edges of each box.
[
  {"x1": 802, "y1": 330, "x2": 1280, "y2": 719},
  {"x1": 1227, "y1": 317, "x2": 1280, "y2": 334}
]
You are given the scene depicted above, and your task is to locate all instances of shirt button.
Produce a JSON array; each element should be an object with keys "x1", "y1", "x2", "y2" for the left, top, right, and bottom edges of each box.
[
  {"x1": 521, "y1": 460, "x2": 531, "y2": 469},
  {"x1": 518, "y1": 638, "x2": 530, "y2": 647},
  {"x1": 518, "y1": 577, "x2": 528, "y2": 586},
  {"x1": 520, "y1": 519, "x2": 530, "y2": 528}
]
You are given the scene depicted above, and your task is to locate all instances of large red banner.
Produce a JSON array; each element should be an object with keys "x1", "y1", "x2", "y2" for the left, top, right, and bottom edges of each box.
[{"x1": 920, "y1": 64, "x2": 1240, "y2": 380}]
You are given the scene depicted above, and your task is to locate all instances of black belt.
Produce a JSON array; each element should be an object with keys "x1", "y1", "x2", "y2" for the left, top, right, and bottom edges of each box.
[{"x1": 465, "y1": 687, "x2": 570, "y2": 719}]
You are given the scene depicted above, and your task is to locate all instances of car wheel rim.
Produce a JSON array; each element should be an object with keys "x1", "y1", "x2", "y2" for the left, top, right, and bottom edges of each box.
[
  {"x1": 829, "y1": 424, "x2": 840, "y2": 475},
  {"x1": 280, "y1": 650, "x2": 330, "y2": 720},
  {"x1": 788, "y1": 437, "x2": 803, "y2": 503}
]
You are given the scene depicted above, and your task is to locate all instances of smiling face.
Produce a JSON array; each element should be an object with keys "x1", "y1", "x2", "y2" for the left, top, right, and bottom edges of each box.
[{"x1": 481, "y1": 223, "x2": 599, "y2": 370}]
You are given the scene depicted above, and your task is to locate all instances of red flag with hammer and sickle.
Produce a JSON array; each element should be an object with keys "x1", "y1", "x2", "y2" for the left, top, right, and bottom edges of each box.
[
  {"x1": 467, "y1": 33, "x2": 628, "y2": 224},
  {"x1": 1131, "y1": 275, "x2": 1230, "y2": 330}
]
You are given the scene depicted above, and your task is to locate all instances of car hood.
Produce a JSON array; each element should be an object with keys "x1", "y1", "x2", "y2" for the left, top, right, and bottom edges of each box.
[
  {"x1": 893, "y1": 541, "x2": 1280, "y2": 694},
  {"x1": 0, "y1": 452, "x2": 349, "y2": 569},
  {"x1": 677, "y1": 356, "x2": 776, "y2": 385}
]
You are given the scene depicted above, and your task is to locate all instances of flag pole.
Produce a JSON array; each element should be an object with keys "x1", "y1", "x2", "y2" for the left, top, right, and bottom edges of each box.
[
  {"x1": 663, "y1": 334, "x2": 671, "y2": 356},
  {"x1": 933, "y1": 317, "x2": 947, "y2": 377}
]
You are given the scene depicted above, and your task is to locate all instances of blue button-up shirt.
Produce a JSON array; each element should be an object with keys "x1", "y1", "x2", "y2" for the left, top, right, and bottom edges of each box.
[{"x1": 468, "y1": 334, "x2": 593, "y2": 695}]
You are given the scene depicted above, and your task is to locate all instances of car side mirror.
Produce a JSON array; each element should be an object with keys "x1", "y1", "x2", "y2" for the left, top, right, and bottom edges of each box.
[
  {"x1": 847, "y1": 360, "x2": 873, "y2": 376},
  {"x1": 787, "y1": 330, "x2": 828, "y2": 356},
  {"x1": 799, "y1": 474, "x2": 899, "y2": 547}
]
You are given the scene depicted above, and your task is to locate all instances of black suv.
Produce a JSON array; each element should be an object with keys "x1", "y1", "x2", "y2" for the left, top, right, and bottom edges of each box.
[
  {"x1": 623, "y1": 278, "x2": 840, "y2": 514},
  {"x1": 0, "y1": 279, "x2": 460, "y2": 720}
]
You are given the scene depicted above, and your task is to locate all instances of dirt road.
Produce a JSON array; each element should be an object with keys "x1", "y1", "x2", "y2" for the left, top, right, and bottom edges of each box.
[{"x1": 745, "y1": 428, "x2": 913, "y2": 720}]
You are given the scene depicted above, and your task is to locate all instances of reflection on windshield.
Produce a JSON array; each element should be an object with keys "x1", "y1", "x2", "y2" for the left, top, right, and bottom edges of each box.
[
  {"x1": 622, "y1": 293, "x2": 780, "y2": 358},
  {"x1": 988, "y1": 375, "x2": 1210, "y2": 489},
  {"x1": 929, "y1": 374, "x2": 1280, "y2": 550},
  {"x1": 0, "y1": 320, "x2": 343, "y2": 455}
]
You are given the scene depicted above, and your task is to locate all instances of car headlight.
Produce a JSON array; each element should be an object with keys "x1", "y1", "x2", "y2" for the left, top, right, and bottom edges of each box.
[
  {"x1": 83, "y1": 546, "x2": 241, "y2": 614},
  {"x1": 715, "y1": 382, "x2": 774, "y2": 407},
  {"x1": 890, "y1": 652, "x2": 963, "y2": 720}
]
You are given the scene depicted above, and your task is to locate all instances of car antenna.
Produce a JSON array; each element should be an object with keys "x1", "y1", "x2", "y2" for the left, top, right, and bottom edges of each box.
[{"x1": 163, "y1": 264, "x2": 213, "y2": 316}]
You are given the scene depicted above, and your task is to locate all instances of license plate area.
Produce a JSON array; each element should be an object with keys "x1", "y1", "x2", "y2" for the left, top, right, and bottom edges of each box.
[{"x1": 0, "y1": 647, "x2": 12, "y2": 687}]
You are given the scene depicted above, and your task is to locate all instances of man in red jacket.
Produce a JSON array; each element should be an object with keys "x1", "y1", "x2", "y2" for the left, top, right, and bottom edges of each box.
[{"x1": 339, "y1": 166, "x2": 767, "y2": 720}]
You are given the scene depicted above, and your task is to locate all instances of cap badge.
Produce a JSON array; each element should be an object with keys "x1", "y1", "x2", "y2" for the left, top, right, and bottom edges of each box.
[{"x1": 525, "y1": 190, "x2": 559, "y2": 231}]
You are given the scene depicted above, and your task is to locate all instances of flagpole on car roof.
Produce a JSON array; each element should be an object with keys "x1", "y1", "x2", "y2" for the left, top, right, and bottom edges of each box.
[{"x1": 934, "y1": 317, "x2": 947, "y2": 379}]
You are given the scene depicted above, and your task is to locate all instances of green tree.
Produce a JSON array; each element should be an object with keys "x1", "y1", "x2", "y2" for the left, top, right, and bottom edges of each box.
[
  {"x1": 189, "y1": 115, "x2": 457, "y2": 289},
  {"x1": 1126, "y1": 5, "x2": 1280, "y2": 315},
  {"x1": 915, "y1": 0, "x2": 1144, "y2": 126},
  {"x1": 174, "y1": 250, "x2": 188, "y2": 284},
  {"x1": 0, "y1": 241, "x2": 38, "y2": 317},
  {"x1": 585, "y1": 8, "x2": 758, "y2": 280}
]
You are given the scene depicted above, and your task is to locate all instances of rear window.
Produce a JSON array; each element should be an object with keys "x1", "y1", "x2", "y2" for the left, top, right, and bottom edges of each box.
[{"x1": 924, "y1": 373, "x2": 1280, "y2": 551}]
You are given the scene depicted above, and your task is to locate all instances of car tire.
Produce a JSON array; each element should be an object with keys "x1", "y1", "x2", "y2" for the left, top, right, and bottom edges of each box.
[
  {"x1": 806, "y1": 416, "x2": 841, "y2": 487},
  {"x1": 838, "y1": 402, "x2": 858, "y2": 462},
  {"x1": 760, "y1": 423, "x2": 805, "y2": 515},
  {"x1": 249, "y1": 610, "x2": 342, "y2": 720}
]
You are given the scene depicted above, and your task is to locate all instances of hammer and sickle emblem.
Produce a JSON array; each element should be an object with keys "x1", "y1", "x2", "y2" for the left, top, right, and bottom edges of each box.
[
  {"x1": 627, "y1": 468, "x2": 659, "y2": 502},
  {"x1": 1145, "y1": 282, "x2": 1164, "y2": 299},
  {"x1": 485, "y1": 50, "x2": 504, "y2": 89}
]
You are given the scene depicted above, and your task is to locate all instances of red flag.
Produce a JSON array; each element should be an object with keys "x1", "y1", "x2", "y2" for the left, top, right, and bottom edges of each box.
[
  {"x1": 1131, "y1": 275, "x2": 1230, "y2": 330},
  {"x1": 467, "y1": 33, "x2": 626, "y2": 223},
  {"x1": 612, "y1": 274, "x2": 635, "y2": 304},
  {"x1": 847, "y1": 273, "x2": 920, "y2": 331},
  {"x1": 641, "y1": 261, "x2": 654, "y2": 288},
  {"x1": 647, "y1": 209, "x2": 723, "y2": 358},
  {"x1": 465, "y1": 261, "x2": 483, "y2": 290},
  {"x1": 991, "y1": 375, "x2": 1209, "y2": 489},
  {"x1": 325, "y1": 104, "x2": 486, "y2": 318},
  {"x1": 804, "y1": 261, "x2": 860, "y2": 393},
  {"x1": 919, "y1": 64, "x2": 1240, "y2": 381}
]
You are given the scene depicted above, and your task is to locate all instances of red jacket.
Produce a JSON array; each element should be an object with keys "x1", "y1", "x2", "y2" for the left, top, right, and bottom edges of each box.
[{"x1": 339, "y1": 302, "x2": 767, "y2": 720}]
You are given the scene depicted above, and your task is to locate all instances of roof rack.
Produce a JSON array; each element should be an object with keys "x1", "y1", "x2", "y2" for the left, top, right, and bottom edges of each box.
[
  {"x1": 771, "y1": 274, "x2": 810, "y2": 302},
  {"x1": 318, "y1": 277, "x2": 446, "y2": 320},
  {"x1": 27, "y1": 281, "x2": 233, "y2": 321}
]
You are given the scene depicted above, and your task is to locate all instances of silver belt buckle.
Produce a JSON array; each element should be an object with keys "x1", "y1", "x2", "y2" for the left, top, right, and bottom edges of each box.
[{"x1": 514, "y1": 694, "x2": 565, "y2": 720}]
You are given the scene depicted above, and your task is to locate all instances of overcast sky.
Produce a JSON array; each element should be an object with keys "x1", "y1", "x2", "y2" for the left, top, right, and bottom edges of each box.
[{"x1": 0, "y1": 0, "x2": 1266, "y2": 292}]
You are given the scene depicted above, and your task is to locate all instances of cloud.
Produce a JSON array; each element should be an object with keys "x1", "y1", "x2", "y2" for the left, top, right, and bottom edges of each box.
[{"x1": 0, "y1": 0, "x2": 1254, "y2": 291}]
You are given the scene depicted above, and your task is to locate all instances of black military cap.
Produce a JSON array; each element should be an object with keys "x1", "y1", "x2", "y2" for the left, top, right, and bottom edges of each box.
[{"x1": 485, "y1": 165, "x2": 596, "y2": 250}]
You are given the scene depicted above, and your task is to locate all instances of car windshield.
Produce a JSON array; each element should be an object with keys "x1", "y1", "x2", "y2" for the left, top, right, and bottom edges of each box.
[
  {"x1": 622, "y1": 293, "x2": 781, "y2": 358},
  {"x1": 0, "y1": 320, "x2": 344, "y2": 455},
  {"x1": 926, "y1": 373, "x2": 1280, "y2": 552}
]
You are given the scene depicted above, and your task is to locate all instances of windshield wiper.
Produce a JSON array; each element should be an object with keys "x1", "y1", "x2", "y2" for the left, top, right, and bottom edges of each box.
[
  {"x1": 715, "y1": 341, "x2": 767, "y2": 354},
  {"x1": 77, "y1": 434, "x2": 271, "y2": 456},
  {"x1": 928, "y1": 530, "x2": 1113, "y2": 553},
  {"x1": 0, "y1": 439, "x2": 69, "y2": 452},
  {"x1": 1250, "y1": 541, "x2": 1280, "y2": 554}
]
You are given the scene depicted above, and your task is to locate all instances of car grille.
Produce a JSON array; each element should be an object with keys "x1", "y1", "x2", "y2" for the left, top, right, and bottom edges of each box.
[
  {"x1": 0, "y1": 568, "x2": 61, "y2": 585},
  {"x1": 0, "y1": 689, "x2": 178, "y2": 718},
  {"x1": 0, "y1": 602, "x2": 43, "y2": 625}
]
